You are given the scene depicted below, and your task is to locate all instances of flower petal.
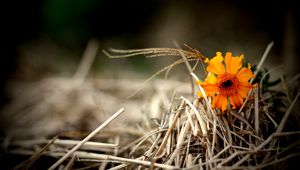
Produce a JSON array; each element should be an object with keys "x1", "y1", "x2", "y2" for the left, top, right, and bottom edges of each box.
[
  {"x1": 213, "y1": 94, "x2": 228, "y2": 111},
  {"x1": 204, "y1": 73, "x2": 217, "y2": 84},
  {"x1": 198, "y1": 83, "x2": 217, "y2": 97},
  {"x1": 206, "y1": 52, "x2": 225, "y2": 75},
  {"x1": 236, "y1": 68, "x2": 254, "y2": 82},
  {"x1": 237, "y1": 82, "x2": 252, "y2": 97},
  {"x1": 229, "y1": 93, "x2": 244, "y2": 109},
  {"x1": 225, "y1": 53, "x2": 244, "y2": 74}
]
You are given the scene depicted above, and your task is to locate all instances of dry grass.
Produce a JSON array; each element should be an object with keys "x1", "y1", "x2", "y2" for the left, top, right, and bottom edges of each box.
[{"x1": 2, "y1": 42, "x2": 300, "y2": 169}]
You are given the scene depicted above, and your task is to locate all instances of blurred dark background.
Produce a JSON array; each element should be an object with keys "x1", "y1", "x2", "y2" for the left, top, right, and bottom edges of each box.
[{"x1": 2, "y1": 0, "x2": 300, "y2": 106}]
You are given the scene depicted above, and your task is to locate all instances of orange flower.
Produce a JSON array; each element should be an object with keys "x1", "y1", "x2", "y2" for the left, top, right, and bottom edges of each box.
[{"x1": 198, "y1": 52, "x2": 254, "y2": 111}]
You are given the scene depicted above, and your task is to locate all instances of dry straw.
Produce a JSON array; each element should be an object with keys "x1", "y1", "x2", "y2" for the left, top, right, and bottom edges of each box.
[{"x1": 7, "y1": 42, "x2": 300, "y2": 169}]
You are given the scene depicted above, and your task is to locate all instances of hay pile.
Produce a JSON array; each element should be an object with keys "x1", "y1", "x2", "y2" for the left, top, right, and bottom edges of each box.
[{"x1": 1, "y1": 42, "x2": 300, "y2": 169}]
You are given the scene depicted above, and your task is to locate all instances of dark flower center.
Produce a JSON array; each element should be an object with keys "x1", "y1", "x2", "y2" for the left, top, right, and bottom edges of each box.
[
  {"x1": 221, "y1": 80, "x2": 233, "y2": 89},
  {"x1": 216, "y1": 74, "x2": 239, "y2": 96}
]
